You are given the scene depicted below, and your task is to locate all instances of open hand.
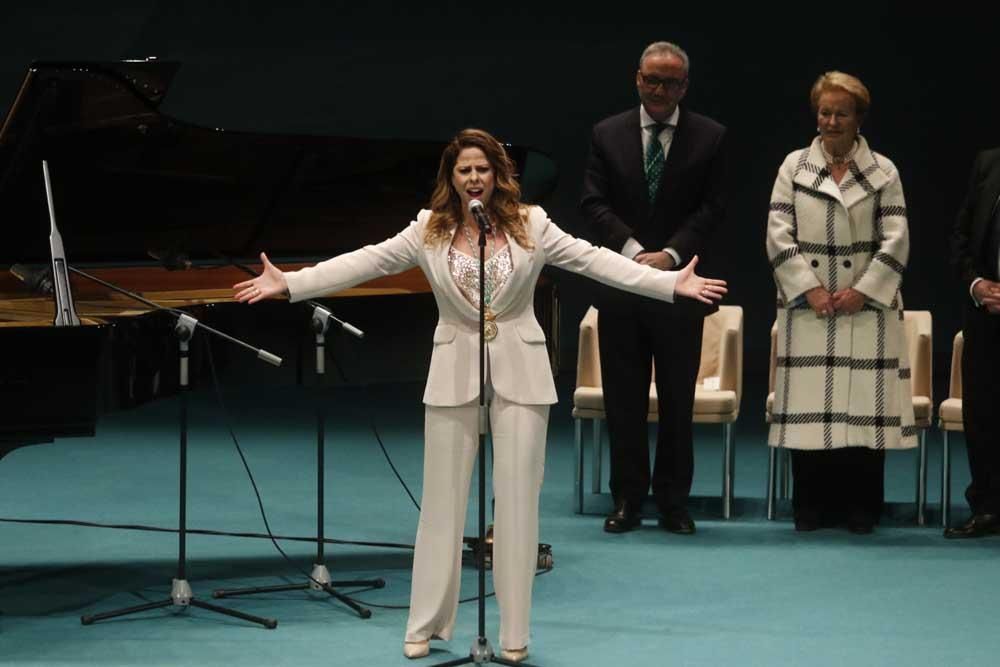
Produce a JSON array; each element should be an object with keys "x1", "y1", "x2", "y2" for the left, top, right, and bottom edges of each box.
[
  {"x1": 673, "y1": 255, "x2": 727, "y2": 304},
  {"x1": 233, "y1": 252, "x2": 288, "y2": 304}
]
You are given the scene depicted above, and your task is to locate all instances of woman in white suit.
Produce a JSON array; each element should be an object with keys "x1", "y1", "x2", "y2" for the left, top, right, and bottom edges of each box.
[{"x1": 235, "y1": 129, "x2": 726, "y2": 662}]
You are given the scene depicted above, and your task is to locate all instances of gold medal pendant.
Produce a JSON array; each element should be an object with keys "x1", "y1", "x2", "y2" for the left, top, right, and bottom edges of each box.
[
  {"x1": 483, "y1": 307, "x2": 498, "y2": 341},
  {"x1": 483, "y1": 320, "x2": 498, "y2": 341}
]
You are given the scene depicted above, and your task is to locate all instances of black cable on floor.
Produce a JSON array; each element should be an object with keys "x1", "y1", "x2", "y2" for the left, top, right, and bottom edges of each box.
[
  {"x1": 324, "y1": 344, "x2": 422, "y2": 512},
  {"x1": 0, "y1": 516, "x2": 413, "y2": 550},
  {"x1": 1, "y1": 320, "x2": 548, "y2": 610}
]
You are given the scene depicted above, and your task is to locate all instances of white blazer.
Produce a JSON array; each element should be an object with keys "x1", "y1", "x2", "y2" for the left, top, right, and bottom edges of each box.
[{"x1": 284, "y1": 206, "x2": 677, "y2": 406}]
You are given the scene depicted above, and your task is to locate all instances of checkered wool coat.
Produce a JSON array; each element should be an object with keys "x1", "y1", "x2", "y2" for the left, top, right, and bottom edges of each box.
[{"x1": 766, "y1": 137, "x2": 917, "y2": 451}]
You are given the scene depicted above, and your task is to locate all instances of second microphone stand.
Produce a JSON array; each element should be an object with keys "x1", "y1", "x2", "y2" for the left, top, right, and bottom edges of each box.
[{"x1": 213, "y1": 304, "x2": 384, "y2": 616}]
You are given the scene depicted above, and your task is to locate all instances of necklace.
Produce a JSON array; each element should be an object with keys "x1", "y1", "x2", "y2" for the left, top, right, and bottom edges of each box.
[
  {"x1": 820, "y1": 139, "x2": 858, "y2": 166},
  {"x1": 459, "y1": 221, "x2": 499, "y2": 340},
  {"x1": 460, "y1": 220, "x2": 496, "y2": 262}
]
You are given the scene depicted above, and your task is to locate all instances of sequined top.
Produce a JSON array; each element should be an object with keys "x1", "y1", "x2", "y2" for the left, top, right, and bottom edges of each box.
[{"x1": 448, "y1": 244, "x2": 513, "y2": 311}]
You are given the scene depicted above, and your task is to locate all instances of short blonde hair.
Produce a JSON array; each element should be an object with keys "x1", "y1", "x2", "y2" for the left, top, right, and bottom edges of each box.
[{"x1": 809, "y1": 71, "x2": 870, "y2": 116}]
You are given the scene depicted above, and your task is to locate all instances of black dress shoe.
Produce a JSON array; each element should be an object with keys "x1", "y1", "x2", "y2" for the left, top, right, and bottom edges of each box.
[
  {"x1": 604, "y1": 501, "x2": 641, "y2": 533},
  {"x1": 658, "y1": 509, "x2": 696, "y2": 535},
  {"x1": 846, "y1": 519, "x2": 874, "y2": 534},
  {"x1": 944, "y1": 513, "x2": 1000, "y2": 539},
  {"x1": 794, "y1": 516, "x2": 820, "y2": 532}
]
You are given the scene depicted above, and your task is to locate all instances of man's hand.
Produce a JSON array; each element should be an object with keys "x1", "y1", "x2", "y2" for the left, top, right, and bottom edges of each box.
[
  {"x1": 831, "y1": 288, "x2": 865, "y2": 315},
  {"x1": 635, "y1": 251, "x2": 675, "y2": 270},
  {"x1": 973, "y1": 279, "x2": 1000, "y2": 314}
]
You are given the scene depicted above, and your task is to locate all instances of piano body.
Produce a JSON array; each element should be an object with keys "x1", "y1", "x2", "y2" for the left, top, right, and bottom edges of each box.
[{"x1": 0, "y1": 59, "x2": 559, "y2": 459}]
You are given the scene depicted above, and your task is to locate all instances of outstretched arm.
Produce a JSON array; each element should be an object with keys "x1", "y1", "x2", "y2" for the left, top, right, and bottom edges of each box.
[
  {"x1": 233, "y1": 221, "x2": 422, "y2": 304},
  {"x1": 540, "y1": 211, "x2": 726, "y2": 304}
]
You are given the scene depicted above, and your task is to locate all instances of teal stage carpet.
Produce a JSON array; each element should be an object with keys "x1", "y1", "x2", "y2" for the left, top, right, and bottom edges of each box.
[{"x1": 1, "y1": 380, "x2": 995, "y2": 666}]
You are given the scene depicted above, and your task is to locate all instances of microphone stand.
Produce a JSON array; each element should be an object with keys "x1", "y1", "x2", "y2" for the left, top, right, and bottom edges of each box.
[
  {"x1": 213, "y1": 264, "x2": 384, "y2": 618},
  {"x1": 431, "y1": 212, "x2": 537, "y2": 667},
  {"x1": 74, "y1": 267, "x2": 280, "y2": 629}
]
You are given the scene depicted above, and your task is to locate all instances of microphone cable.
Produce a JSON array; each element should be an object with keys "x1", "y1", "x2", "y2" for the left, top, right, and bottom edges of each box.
[
  {"x1": 322, "y1": 339, "x2": 422, "y2": 512},
  {"x1": 0, "y1": 300, "x2": 552, "y2": 609}
]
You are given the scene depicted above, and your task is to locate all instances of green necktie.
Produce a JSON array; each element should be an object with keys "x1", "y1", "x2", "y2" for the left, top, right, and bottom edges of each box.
[{"x1": 644, "y1": 123, "x2": 667, "y2": 204}]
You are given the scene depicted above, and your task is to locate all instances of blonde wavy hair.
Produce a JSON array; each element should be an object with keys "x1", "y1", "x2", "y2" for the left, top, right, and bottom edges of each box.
[{"x1": 424, "y1": 128, "x2": 533, "y2": 249}]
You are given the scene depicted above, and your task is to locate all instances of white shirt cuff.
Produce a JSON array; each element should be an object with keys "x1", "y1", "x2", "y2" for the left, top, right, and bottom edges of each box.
[
  {"x1": 663, "y1": 247, "x2": 681, "y2": 266},
  {"x1": 621, "y1": 237, "x2": 644, "y2": 260},
  {"x1": 970, "y1": 277, "x2": 984, "y2": 306}
]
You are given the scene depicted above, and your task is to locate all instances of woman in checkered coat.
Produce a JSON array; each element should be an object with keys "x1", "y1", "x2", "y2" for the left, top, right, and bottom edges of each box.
[{"x1": 766, "y1": 72, "x2": 917, "y2": 533}]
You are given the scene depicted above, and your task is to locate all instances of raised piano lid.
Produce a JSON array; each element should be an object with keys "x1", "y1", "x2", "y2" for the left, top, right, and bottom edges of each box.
[{"x1": 0, "y1": 59, "x2": 558, "y2": 270}]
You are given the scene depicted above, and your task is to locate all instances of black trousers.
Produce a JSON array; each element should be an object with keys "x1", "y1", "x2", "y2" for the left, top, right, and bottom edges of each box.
[
  {"x1": 961, "y1": 302, "x2": 1000, "y2": 514},
  {"x1": 598, "y1": 295, "x2": 704, "y2": 513},
  {"x1": 790, "y1": 447, "x2": 885, "y2": 524}
]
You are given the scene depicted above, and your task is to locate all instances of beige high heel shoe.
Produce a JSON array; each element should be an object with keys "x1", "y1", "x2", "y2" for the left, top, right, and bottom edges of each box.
[
  {"x1": 403, "y1": 640, "x2": 429, "y2": 659},
  {"x1": 500, "y1": 647, "x2": 529, "y2": 663}
]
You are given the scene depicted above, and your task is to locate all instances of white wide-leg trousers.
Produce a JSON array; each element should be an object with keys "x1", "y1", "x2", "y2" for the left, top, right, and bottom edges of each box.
[{"x1": 404, "y1": 393, "x2": 549, "y2": 650}]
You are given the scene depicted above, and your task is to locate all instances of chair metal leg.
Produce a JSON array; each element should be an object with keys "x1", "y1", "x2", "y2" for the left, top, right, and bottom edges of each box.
[
  {"x1": 591, "y1": 419, "x2": 602, "y2": 495},
  {"x1": 767, "y1": 446, "x2": 777, "y2": 520},
  {"x1": 916, "y1": 429, "x2": 927, "y2": 526},
  {"x1": 780, "y1": 448, "x2": 791, "y2": 500},
  {"x1": 942, "y1": 430, "x2": 951, "y2": 529},
  {"x1": 722, "y1": 423, "x2": 735, "y2": 519},
  {"x1": 574, "y1": 418, "x2": 583, "y2": 514}
]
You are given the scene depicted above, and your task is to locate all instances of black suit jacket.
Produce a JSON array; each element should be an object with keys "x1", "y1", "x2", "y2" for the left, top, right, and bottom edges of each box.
[
  {"x1": 580, "y1": 106, "x2": 727, "y2": 282},
  {"x1": 952, "y1": 147, "x2": 1000, "y2": 286}
]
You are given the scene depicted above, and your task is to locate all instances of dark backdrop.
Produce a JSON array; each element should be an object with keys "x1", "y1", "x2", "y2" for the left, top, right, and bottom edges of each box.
[{"x1": 4, "y1": 1, "x2": 999, "y2": 406}]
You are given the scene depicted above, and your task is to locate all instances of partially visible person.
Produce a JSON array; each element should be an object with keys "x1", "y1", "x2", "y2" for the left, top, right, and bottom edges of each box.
[
  {"x1": 580, "y1": 41, "x2": 727, "y2": 535},
  {"x1": 945, "y1": 147, "x2": 1000, "y2": 538},
  {"x1": 766, "y1": 71, "x2": 916, "y2": 534},
  {"x1": 234, "y1": 129, "x2": 726, "y2": 660}
]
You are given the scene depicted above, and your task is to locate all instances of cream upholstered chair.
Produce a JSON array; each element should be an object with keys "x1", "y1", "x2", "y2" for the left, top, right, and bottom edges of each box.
[
  {"x1": 904, "y1": 311, "x2": 934, "y2": 524},
  {"x1": 764, "y1": 322, "x2": 783, "y2": 520},
  {"x1": 572, "y1": 305, "x2": 743, "y2": 518},
  {"x1": 938, "y1": 331, "x2": 964, "y2": 529},
  {"x1": 765, "y1": 311, "x2": 933, "y2": 524}
]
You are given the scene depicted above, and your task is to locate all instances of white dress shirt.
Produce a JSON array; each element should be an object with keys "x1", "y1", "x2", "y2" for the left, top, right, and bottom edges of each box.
[{"x1": 621, "y1": 104, "x2": 682, "y2": 266}]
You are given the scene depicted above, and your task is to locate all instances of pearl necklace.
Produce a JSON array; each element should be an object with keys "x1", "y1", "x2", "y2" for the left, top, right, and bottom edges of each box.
[{"x1": 820, "y1": 139, "x2": 858, "y2": 166}]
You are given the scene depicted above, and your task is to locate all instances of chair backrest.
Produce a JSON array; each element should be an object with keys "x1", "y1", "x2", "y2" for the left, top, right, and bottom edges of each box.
[
  {"x1": 575, "y1": 306, "x2": 601, "y2": 389},
  {"x1": 575, "y1": 305, "x2": 743, "y2": 399},
  {"x1": 949, "y1": 331, "x2": 964, "y2": 400},
  {"x1": 902, "y1": 310, "x2": 933, "y2": 402},
  {"x1": 697, "y1": 305, "x2": 743, "y2": 400}
]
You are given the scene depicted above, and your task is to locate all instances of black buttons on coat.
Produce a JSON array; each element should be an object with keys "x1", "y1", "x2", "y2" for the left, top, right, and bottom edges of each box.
[{"x1": 808, "y1": 259, "x2": 853, "y2": 268}]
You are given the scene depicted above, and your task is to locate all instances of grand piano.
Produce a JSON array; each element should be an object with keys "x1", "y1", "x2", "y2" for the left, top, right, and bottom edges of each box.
[{"x1": 0, "y1": 59, "x2": 559, "y2": 459}]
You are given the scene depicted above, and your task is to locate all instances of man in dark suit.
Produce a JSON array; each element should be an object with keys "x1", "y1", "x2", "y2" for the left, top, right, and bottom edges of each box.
[
  {"x1": 946, "y1": 148, "x2": 1000, "y2": 538},
  {"x1": 580, "y1": 41, "x2": 726, "y2": 534}
]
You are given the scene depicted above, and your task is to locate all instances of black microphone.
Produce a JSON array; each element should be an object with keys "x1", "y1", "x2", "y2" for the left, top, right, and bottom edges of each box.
[
  {"x1": 468, "y1": 199, "x2": 492, "y2": 233},
  {"x1": 148, "y1": 248, "x2": 192, "y2": 271},
  {"x1": 9, "y1": 264, "x2": 54, "y2": 295}
]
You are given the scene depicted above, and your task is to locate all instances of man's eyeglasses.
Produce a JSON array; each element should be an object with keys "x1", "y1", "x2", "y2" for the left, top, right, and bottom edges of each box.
[{"x1": 638, "y1": 73, "x2": 687, "y2": 91}]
